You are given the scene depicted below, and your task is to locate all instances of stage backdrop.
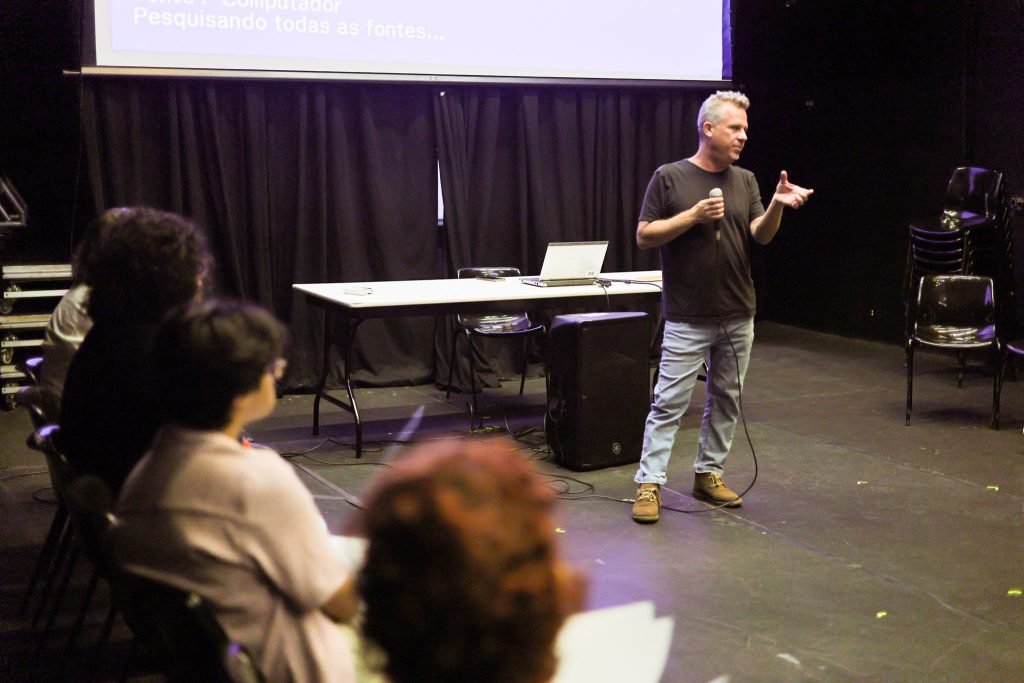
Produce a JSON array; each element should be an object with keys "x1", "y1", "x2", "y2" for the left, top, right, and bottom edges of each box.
[{"x1": 82, "y1": 78, "x2": 703, "y2": 390}]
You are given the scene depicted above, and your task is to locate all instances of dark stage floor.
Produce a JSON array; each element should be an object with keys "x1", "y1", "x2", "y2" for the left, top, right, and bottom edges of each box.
[{"x1": 2, "y1": 322, "x2": 1023, "y2": 682}]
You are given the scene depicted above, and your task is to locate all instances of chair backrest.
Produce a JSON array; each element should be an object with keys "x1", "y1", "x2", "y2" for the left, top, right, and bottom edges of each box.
[
  {"x1": 19, "y1": 355, "x2": 43, "y2": 386},
  {"x1": 26, "y1": 426, "x2": 117, "y2": 572},
  {"x1": 16, "y1": 386, "x2": 52, "y2": 429},
  {"x1": 915, "y1": 275, "x2": 995, "y2": 330},
  {"x1": 111, "y1": 570, "x2": 265, "y2": 683},
  {"x1": 26, "y1": 424, "x2": 73, "y2": 505},
  {"x1": 456, "y1": 267, "x2": 531, "y2": 330},
  {"x1": 944, "y1": 167, "x2": 1004, "y2": 219},
  {"x1": 16, "y1": 356, "x2": 60, "y2": 425}
]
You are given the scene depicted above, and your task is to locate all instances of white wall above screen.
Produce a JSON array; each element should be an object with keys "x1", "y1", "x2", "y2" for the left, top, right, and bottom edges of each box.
[{"x1": 92, "y1": 0, "x2": 732, "y2": 85}]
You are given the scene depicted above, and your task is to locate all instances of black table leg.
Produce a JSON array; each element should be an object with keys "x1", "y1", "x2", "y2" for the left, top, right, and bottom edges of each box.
[
  {"x1": 311, "y1": 309, "x2": 365, "y2": 457},
  {"x1": 312, "y1": 308, "x2": 332, "y2": 436},
  {"x1": 342, "y1": 318, "x2": 363, "y2": 456}
]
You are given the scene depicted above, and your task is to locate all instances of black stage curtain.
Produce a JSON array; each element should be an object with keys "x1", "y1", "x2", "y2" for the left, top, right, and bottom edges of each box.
[
  {"x1": 83, "y1": 79, "x2": 707, "y2": 391},
  {"x1": 432, "y1": 87, "x2": 706, "y2": 389},
  {"x1": 435, "y1": 86, "x2": 703, "y2": 272},
  {"x1": 82, "y1": 78, "x2": 439, "y2": 390}
]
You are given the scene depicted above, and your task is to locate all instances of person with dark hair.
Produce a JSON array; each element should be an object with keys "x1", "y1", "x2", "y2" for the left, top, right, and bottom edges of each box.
[
  {"x1": 112, "y1": 299, "x2": 357, "y2": 683},
  {"x1": 59, "y1": 207, "x2": 211, "y2": 493},
  {"x1": 35, "y1": 208, "x2": 124, "y2": 419},
  {"x1": 357, "y1": 437, "x2": 585, "y2": 683}
]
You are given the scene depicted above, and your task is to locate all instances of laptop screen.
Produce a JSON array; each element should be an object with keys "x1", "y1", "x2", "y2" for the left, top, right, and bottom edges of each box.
[{"x1": 538, "y1": 241, "x2": 609, "y2": 280}]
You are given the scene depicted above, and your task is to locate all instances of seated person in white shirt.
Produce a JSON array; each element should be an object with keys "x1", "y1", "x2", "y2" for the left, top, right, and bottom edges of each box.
[
  {"x1": 357, "y1": 437, "x2": 586, "y2": 683},
  {"x1": 111, "y1": 298, "x2": 357, "y2": 683}
]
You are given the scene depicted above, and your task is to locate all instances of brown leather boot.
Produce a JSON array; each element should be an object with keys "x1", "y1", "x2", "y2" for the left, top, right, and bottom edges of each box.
[
  {"x1": 692, "y1": 472, "x2": 742, "y2": 507},
  {"x1": 631, "y1": 483, "x2": 661, "y2": 523}
]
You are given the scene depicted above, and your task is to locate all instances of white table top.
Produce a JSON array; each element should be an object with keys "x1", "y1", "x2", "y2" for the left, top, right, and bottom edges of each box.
[{"x1": 294, "y1": 270, "x2": 662, "y2": 314}]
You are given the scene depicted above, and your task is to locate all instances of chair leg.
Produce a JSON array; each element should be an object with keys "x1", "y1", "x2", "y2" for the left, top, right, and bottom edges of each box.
[
  {"x1": 64, "y1": 566, "x2": 100, "y2": 657},
  {"x1": 118, "y1": 636, "x2": 140, "y2": 683},
  {"x1": 992, "y1": 347, "x2": 1003, "y2": 430},
  {"x1": 35, "y1": 544, "x2": 80, "y2": 659},
  {"x1": 468, "y1": 333, "x2": 481, "y2": 429},
  {"x1": 445, "y1": 321, "x2": 458, "y2": 399},
  {"x1": 1006, "y1": 353, "x2": 1019, "y2": 382},
  {"x1": 20, "y1": 504, "x2": 68, "y2": 616},
  {"x1": 519, "y1": 335, "x2": 529, "y2": 395},
  {"x1": 902, "y1": 273, "x2": 911, "y2": 329},
  {"x1": 32, "y1": 521, "x2": 74, "y2": 631},
  {"x1": 89, "y1": 601, "x2": 119, "y2": 682},
  {"x1": 906, "y1": 343, "x2": 914, "y2": 425}
]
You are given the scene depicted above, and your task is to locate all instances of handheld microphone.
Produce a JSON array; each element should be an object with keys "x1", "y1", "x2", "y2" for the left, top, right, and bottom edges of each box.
[{"x1": 709, "y1": 188, "x2": 723, "y2": 241}]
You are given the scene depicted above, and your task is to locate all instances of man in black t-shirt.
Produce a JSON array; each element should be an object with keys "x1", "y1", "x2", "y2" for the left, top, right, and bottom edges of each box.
[{"x1": 631, "y1": 91, "x2": 813, "y2": 523}]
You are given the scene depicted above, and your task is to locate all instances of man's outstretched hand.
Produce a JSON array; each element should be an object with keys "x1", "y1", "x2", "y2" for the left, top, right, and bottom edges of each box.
[{"x1": 773, "y1": 170, "x2": 814, "y2": 209}]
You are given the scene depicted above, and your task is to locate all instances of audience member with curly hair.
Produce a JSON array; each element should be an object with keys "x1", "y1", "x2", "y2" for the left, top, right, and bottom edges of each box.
[
  {"x1": 59, "y1": 207, "x2": 211, "y2": 493},
  {"x1": 357, "y1": 438, "x2": 586, "y2": 683},
  {"x1": 113, "y1": 299, "x2": 357, "y2": 683},
  {"x1": 36, "y1": 208, "x2": 123, "y2": 419}
]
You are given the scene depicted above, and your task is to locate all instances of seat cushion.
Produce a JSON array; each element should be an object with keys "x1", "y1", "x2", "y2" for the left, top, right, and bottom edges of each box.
[{"x1": 915, "y1": 323, "x2": 997, "y2": 347}]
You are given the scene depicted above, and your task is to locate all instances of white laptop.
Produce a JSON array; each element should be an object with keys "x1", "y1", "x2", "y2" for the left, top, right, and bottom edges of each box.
[{"x1": 521, "y1": 241, "x2": 609, "y2": 287}]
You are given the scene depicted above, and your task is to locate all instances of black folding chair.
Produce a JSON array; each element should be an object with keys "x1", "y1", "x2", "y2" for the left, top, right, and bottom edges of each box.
[
  {"x1": 445, "y1": 267, "x2": 546, "y2": 428},
  {"x1": 112, "y1": 571, "x2": 265, "y2": 683},
  {"x1": 906, "y1": 275, "x2": 1002, "y2": 429}
]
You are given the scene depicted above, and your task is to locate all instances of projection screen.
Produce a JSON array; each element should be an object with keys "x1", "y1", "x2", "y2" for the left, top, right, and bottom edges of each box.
[{"x1": 86, "y1": 0, "x2": 733, "y2": 86}]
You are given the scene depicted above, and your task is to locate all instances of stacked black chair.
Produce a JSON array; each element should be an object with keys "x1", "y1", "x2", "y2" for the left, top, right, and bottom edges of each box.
[
  {"x1": 942, "y1": 166, "x2": 1005, "y2": 259},
  {"x1": 445, "y1": 267, "x2": 545, "y2": 428},
  {"x1": 907, "y1": 224, "x2": 969, "y2": 276},
  {"x1": 906, "y1": 275, "x2": 1002, "y2": 429},
  {"x1": 906, "y1": 225, "x2": 962, "y2": 329},
  {"x1": 905, "y1": 168, "x2": 1005, "y2": 305},
  {"x1": 943, "y1": 166, "x2": 1004, "y2": 230}
]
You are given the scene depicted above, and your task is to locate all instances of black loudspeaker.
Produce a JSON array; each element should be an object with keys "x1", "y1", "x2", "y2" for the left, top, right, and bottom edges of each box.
[{"x1": 545, "y1": 312, "x2": 649, "y2": 471}]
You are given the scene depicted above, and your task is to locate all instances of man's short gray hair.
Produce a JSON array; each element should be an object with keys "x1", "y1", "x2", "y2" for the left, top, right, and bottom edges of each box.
[{"x1": 697, "y1": 90, "x2": 750, "y2": 133}]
